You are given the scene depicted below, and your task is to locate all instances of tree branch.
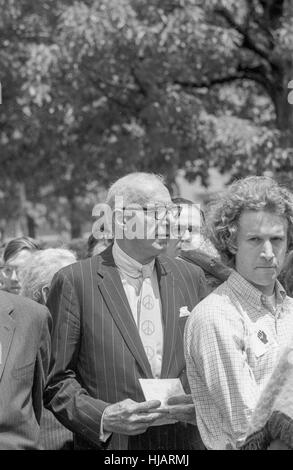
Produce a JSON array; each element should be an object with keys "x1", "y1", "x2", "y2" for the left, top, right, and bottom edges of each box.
[
  {"x1": 174, "y1": 65, "x2": 273, "y2": 96},
  {"x1": 214, "y1": 6, "x2": 272, "y2": 64}
]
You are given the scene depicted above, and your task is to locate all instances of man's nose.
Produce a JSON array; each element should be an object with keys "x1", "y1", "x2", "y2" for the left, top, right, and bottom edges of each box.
[
  {"x1": 166, "y1": 210, "x2": 177, "y2": 228},
  {"x1": 181, "y1": 229, "x2": 191, "y2": 242},
  {"x1": 10, "y1": 269, "x2": 18, "y2": 281},
  {"x1": 260, "y1": 241, "x2": 274, "y2": 260}
]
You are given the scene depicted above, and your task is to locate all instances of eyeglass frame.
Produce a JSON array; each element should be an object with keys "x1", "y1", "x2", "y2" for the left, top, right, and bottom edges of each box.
[
  {"x1": 0, "y1": 265, "x2": 19, "y2": 278},
  {"x1": 121, "y1": 203, "x2": 182, "y2": 221}
]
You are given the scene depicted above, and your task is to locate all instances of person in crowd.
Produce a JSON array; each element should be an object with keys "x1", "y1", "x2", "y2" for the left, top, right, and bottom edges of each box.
[
  {"x1": 0, "y1": 289, "x2": 51, "y2": 448},
  {"x1": 44, "y1": 172, "x2": 208, "y2": 450},
  {"x1": 87, "y1": 226, "x2": 113, "y2": 258},
  {"x1": 278, "y1": 250, "x2": 293, "y2": 297},
  {"x1": 0, "y1": 264, "x2": 15, "y2": 292},
  {"x1": 184, "y1": 176, "x2": 293, "y2": 450},
  {"x1": 167, "y1": 197, "x2": 231, "y2": 292},
  {"x1": 20, "y1": 248, "x2": 77, "y2": 450},
  {"x1": 66, "y1": 238, "x2": 88, "y2": 260},
  {"x1": 241, "y1": 335, "x2": 293, "y2": 450},
  {"x1": 20, "y1": 247, "x2": 76, "y2": 305},
  {"x1": 2, "y1": 236, "x2": 41, "y2": 294}
]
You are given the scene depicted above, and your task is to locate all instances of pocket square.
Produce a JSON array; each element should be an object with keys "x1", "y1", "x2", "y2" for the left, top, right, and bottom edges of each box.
[{"x1": 179, "y1": 306, "x2": 190, "y2": 318}]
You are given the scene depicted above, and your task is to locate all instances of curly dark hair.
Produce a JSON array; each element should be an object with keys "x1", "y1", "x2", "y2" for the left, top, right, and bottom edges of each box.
[{"x1": 205, "y1": 176, "x2": 293, "y2": 267}]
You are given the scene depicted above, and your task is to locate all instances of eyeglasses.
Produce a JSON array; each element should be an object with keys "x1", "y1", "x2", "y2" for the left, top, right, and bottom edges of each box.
[
  {"x1": 0, "y1": 265, "x2": 19, "y2": 278},
  {"x1": 123, "y1": 203, "x2": 181, "y2": 220}
]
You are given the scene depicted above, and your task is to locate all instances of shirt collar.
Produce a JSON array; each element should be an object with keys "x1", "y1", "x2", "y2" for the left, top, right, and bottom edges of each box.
[
  {"x1": 112, "y1": 241, "x2": 155, "y2": 279},
  {"x1": 227, "y1": 270, "x2": 286, "y2": 311}
]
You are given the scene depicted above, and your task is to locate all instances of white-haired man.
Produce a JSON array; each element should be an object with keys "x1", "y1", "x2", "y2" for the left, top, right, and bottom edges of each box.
[
  {"x1": 20, "y1": 248, "x2": 77, "y2": 450},
  {"x1": 44, "y1": 172, "x2": 208, "y2": 450}
]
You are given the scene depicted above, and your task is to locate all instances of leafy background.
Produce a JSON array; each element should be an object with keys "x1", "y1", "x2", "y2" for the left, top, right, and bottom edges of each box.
[{"x1": 0, "y1": 0, "x2": 292, "y2": 239}]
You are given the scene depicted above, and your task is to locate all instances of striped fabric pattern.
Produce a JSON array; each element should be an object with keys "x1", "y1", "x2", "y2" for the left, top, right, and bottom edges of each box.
[
  {"x1": 0, "y1": 291, "x2": 51, "y2": 449},
  {"x1": 44, "y1": 247, "x2": 208, "y2": 450},
  {"x1": 39, "y1": 408, "x2": 73, "y2": 450}
]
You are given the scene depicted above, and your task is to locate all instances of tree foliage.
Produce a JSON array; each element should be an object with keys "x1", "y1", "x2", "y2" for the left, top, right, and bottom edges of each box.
[{"x1": 0, "y1": 0, "x2": 293, "y2": 237}]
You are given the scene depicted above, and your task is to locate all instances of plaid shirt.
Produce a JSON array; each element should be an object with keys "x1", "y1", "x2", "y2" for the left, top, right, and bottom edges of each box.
[{"x1": 184, "y1": 270, "x2": 293, "y2": 450}]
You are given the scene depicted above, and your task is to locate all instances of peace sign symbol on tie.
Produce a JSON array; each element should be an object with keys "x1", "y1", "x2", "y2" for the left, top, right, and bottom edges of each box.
[
  {"x1": 142, "y1": 320, "x2": 155, "y2": 335},
  {"x1": 142, "y1": 294, "x2": 154, "y2": 310},
  {"x1": 145, "y1": 345, "x2": 155, "y2": 360}
]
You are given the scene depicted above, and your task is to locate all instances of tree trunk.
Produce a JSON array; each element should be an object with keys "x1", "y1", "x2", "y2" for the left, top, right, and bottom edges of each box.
[
  {"x1": 14, "y1": 182, "x2": 28, "y2": 237},
  {"x1": 68, "y1": 195, "x2": 82, "y2": 239},
  {"x1": 273, "y1": 87, "x2": 293, "y2": 132},
  {"x1": 26, "y1": 214, "x2": 36, "y2": 238},
  {"x1": 271, "y1": 61, "x2": 293, "y2": 132}
]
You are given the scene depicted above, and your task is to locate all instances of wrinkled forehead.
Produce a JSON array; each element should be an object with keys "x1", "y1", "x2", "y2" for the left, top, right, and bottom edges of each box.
[{"x1": 238, "y1": 210, "x2": 288, "y2": 235}]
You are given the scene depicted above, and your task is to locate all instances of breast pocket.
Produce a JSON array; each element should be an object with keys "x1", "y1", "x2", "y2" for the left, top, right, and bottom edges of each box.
[{"x1": 12, "y1": 360, "x2": 35, "y2": 380}]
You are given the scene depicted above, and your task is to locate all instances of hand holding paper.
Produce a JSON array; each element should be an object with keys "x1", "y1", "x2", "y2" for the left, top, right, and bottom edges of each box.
[
  {"x1": 166, "y1": 394, "x2": 196, "y2": 425},
  {"x1": 138, "y1": 379, "x2": 195, "y2": 426},
  {"x1": 103, "y1": 398, "x2": 166, "y2": 435}
]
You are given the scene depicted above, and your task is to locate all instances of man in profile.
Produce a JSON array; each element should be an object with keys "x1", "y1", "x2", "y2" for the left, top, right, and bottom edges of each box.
[
  {"x1": 45, "y1": 172, "x2": 208, "y2": 450},
  {"x1": 167, "y1": 197, "x2": 231, "y2": 292}
]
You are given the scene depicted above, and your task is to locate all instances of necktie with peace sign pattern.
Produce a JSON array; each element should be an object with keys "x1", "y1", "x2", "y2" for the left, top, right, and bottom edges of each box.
[{"x1": 138, "y1": 265, "x2": 163, "y2": 378}]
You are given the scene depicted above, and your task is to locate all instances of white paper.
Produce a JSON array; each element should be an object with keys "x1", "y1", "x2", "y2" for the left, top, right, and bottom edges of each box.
[{"x1": 139, "y1": 378, "x2": 186, "y2": 426}]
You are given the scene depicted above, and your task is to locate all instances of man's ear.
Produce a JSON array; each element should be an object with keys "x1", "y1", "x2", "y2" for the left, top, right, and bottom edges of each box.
[
  {"x1": 227, "y1": 238, "x2": 238, "y2": 255},
  {"x1": 113, "y1": 208, "x2": 125, "y2": 227},
  {"x1": 41, "y1": 285, "x2": 50, "y2": 304},
  {"x1": 229, "y1": 245, "x2": 237, "y2": 255}
]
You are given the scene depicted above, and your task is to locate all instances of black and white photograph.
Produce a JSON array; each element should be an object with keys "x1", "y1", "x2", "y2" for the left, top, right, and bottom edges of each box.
[{"x1": 0, "y1": 0, "x2": 293, "y2": 454}]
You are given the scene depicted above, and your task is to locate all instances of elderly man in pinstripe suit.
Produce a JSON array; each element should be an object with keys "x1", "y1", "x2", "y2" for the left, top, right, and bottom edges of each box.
[{"x1": 44, "y1": 173, "x2": 208, "y2": 450}]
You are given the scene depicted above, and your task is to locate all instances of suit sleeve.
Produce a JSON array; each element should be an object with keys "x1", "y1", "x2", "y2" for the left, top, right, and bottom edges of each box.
[
  {"x1": 32, "y1": 306, "x2": 51, "y2": 424},
  {"x1": 44, "y1": 269, "x2": 110, "y2": 448},
  {"x1": 197, "y1": 268, "x2": 209, "y2": 302}
]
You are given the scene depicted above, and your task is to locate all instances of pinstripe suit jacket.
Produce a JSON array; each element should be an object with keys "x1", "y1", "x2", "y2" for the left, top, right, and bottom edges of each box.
[
  {"x1": 44, "y1": 247, "x2": 207, "y2": 450},
  {"x1": 0, "y1": 291, "x2": 51, "y2": 449}
]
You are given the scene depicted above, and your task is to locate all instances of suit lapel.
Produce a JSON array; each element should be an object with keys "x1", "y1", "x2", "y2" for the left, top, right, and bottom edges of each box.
[
  {"x1": 96, "y1": 249, "x2": 152, "y2": 378},
  {"x1": 0, "y1": 293, "x2": 16, "y2": 381},
  {"x1": 156, "y1": 257, "x2": 181, "y2": 378}
]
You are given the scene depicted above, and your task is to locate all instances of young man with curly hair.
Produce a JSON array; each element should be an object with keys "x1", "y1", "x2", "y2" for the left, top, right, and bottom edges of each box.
[{"x1": 184, "y1": 176, "x2": 293, "y2": 450}]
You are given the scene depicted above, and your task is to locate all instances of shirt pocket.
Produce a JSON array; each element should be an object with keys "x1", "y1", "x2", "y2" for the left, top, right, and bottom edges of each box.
[{"x1": 12, "y1": 360, "x2": 35, "y2": 380}]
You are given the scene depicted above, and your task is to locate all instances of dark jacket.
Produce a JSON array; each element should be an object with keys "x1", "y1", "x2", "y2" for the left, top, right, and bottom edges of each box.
[
  {"x1": 44, "y1": 246, "x2": 208, "y2": 450},
  {"x1": 0, "y1": 291, "x2": 51, "y2": 449},
  {"x1": 180, "y1": 250, "x2": 232, "y2": 293}
]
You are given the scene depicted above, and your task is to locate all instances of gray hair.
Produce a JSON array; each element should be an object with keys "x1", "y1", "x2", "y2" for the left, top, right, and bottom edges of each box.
[
  {"x1": 20, "y1": 248, "x2": 77, "y2": 303},
  {"x1": 105, "y1": 172, "x2": 167, "y2": 210}
]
